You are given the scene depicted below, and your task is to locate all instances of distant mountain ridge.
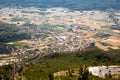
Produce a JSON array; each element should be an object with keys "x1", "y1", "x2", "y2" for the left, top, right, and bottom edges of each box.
[{"x1": 0, "y1": 0, "x2": 120, "y2": 10}]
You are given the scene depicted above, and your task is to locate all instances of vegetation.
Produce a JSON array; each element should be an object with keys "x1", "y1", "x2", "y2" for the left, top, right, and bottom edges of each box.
[
  {"x1": 11, "y1": 17, "x2": 28, "y2": 22},
  {"x1": 0, "y1": 65, "x2": 13, "y2": 80},
  {"x1": 0, "y1": 32, "x2": 31, "y2": 42},
  {"x1": 0, "y1": 0, "x2": 120, "y2": 10},
  {"x1": 0, "y1": 64, "x2": 26, "y2": 80},
  {"x1": 78, "y1": 65, "x2": 89, "y2": 80},
  {"x1": 11, "y1": 42, "x2": 28, "y2": 48},
  {"x1": 0, "y1": 22, "x2": 31, "y2": 42},
  {"x1": 0, "y1": 42, "x2": 16, "y2": 54},
  {"x1": 0, "y1": 41, "x2": 28, "y2": 54},
  {"x1": 0, "y1": 48, "x2": 120, "y2": 80},
  {"x1": 101, "y1": 25, "x2": 112, "y2": 28},
  {"x1": 23, "y1": 23, "x2": 37, "y2": 27},
  {"x1": 0, "y1": 22, "x2": 31, "y2": 54},
  {"x1": 0, "y1": 22, "x2": 17, "y2": 32},
  {"x1": 40, "y1": 24, "x2": 57, "y2": 30},
  {"x1": 0, "y1": 0, "x2": 120, "y2": 79},
  {"x1": 95, "y1": 28, "x2": 113, "y2": 38}
]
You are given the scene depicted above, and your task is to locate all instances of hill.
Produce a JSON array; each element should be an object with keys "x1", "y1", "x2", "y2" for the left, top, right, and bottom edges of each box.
[
  {"x1": 0, "y1": 22, "x2": 30, "y2": 54},
  {"x1": 0, "y1": 0, "x2": 120, "y2": 10},
  {"x1": 0, "y1": 48, "x2": 120, "y2": 80}
]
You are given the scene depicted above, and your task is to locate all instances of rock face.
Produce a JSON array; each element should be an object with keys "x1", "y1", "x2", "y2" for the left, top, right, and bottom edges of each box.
[{"x1": 88, "y1": 66, "x2": 120, "y2": 78}]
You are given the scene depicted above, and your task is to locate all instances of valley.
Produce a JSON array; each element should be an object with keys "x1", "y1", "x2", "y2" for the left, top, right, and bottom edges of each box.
[{"x1": 0, "y1": 0, "x2": 120, "y2": 80}]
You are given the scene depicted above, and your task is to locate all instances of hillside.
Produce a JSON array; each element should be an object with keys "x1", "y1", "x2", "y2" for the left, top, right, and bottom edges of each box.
[
  {"x1": 0, "y1": 0, "x2": 120, "y2": 10},
  {"x1": 0, "y1": 0, "x2": 120, "y2": 79},
  {"x1": 0, "y1": 22, "x2": 31, "y2": 54},
  {"x1": 0, "y1": 48, "x2": 120, "y2": 80},
  {"x1": 0, "y1": 22, "x2": 31, "y2": 43}
]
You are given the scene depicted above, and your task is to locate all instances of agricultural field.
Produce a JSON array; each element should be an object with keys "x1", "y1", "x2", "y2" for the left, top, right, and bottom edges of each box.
[{"x1": 0, "y1": 0, "x2": 120, "y2": 80}]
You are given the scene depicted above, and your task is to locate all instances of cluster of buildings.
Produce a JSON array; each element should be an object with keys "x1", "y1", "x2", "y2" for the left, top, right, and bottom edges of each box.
[
  {"x1": 0, "y1": 7, "x2": 120, "y2": 66},
  {"x1": 89, "y1": 66, "x2": 120, "y2": 78},
  {"x1": 0, "y1": 55, "x2": 20, "y2": 66}
]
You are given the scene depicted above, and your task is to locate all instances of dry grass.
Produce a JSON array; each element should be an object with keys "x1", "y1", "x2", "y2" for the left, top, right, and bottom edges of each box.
[
  {"x1": 95, "y1": 42, "x2": 109, "y2": 51},
  {"x1": 103, "y1": 39, "x2": 120, "y2": 47}
]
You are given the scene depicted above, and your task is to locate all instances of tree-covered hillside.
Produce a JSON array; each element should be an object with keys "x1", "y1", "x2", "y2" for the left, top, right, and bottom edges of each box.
[
  {"x1": 0, "y1": 0, "x2": 120, "y2": 10},
  {"x1": 0, "y1": 48, "x2": 120, "y2": 80},
  {"x1": 0, "y1": 22, "x2": 31, "y2": 43},
  {"x1": 0, "y1": 22, "x2": 31, "y2": 54}
]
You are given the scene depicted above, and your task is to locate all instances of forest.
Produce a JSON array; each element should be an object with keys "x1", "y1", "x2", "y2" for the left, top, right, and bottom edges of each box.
[
  {"x1": 0, "y1": 48, "x2": 120, "y2": 80},
  {"x1": 0, "y1": 0, "x2": 120, "y2": 10},
  {"x1": 0, "y1": 22, "x2": 31, "y2": 54}
]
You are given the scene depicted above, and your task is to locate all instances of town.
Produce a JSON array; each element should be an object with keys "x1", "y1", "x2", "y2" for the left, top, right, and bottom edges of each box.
[
  {"x1": 0, "y1": 7, "x2": 120, "y2": 65},
  {"x1": 0, "y1": 7, "x2": 120, "y2": 79}
]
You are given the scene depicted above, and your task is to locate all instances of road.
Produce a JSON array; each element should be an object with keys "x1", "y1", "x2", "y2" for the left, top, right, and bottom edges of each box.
[{"x1": 108, "y1": 9, "x2": 120, "y2": 29}]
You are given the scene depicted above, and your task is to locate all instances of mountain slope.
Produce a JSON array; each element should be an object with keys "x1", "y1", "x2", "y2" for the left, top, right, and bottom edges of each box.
[{"x1": 0, "y1": 0, "x2": 120, "y2": 10}]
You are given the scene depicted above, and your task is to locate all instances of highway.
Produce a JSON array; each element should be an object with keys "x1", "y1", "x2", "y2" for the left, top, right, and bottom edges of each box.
[{"x1": 108, "y1": 9, "x2": 120, "y2": 29}]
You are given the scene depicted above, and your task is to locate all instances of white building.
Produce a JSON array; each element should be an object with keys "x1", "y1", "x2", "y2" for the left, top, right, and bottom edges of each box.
[{"x1": 88, "y1": 66, "x2": 120, "y2": 78}]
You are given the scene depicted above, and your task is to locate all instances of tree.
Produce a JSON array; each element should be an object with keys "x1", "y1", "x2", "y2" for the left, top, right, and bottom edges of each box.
[
  {"x1": 68, "y1": 69, "x2": 74, "y2": 77},
  {"x1": 48, "y1": 73, "x2": 54, "y2": 80},
  {"x1": 78, "y1": 65, "x2": 89, "y2": 80},
  {"x1": 105, "y1": 73, "x2": 112, "y2": 79}
]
